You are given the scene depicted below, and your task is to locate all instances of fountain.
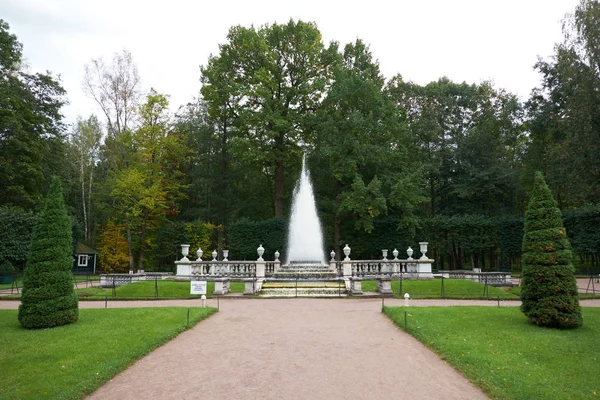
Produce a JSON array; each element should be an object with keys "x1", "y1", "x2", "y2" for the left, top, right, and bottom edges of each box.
[
  {"x1": 259, "y1": 153, "x2": 341, "y2": 296},
  {"x1": 285, "y1": 153, "x2": 326, "y2": 265}
]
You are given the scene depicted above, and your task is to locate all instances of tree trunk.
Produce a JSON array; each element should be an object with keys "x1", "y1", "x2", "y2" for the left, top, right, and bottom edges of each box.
[
  {"x1": 334, "y1": 181, "x2": 343, "y2": 259},
  {"x1": 274, "y1": 131, "x2": 285, "y2": 217},
  {"x1": 127, "y1": 225, "x2": 134, "y2": 274},
  {"x1": 219, "y1": 118, "x2": 229, "y2": 226},
  {"x1": 87, "y1": 165, "x2": 93, "y2": 243},
  {"x1": 138, "y1": 219, "x2": 146, "y2": 273},
  {"x1": 80, "y1": 153, "x2": 88, "y2": 242},
  {"x1": 274, "y1": 159, "x2": 284, "y2": 217}
]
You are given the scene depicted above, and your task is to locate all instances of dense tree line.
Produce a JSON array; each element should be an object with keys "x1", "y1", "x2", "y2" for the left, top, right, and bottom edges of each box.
[{"x1": 1, "y1": 0, "x2": 600, "y2": 272}]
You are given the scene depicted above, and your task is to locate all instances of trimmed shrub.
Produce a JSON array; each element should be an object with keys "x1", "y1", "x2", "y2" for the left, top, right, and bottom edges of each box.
[
  {"x1": 228, "y1": 218, "x2": 287, "y2": 260},
  {"x1": 18, "y1": 177, "x2": 79, "y2": 329},
  {"x1": 520, "y1": 172, "x2": 582, "y2": 329}
]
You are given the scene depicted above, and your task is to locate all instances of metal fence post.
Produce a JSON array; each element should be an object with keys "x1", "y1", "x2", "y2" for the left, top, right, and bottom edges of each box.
[
  {"x1": 441, "y1": 275, "x2": 445, "y2": 299},
  {"x1": 154, "y1": 276, "x2": 158, "y2": 299}
]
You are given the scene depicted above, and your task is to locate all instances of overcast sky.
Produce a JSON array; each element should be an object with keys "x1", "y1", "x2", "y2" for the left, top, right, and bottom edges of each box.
[{"x1": 2, "y1": 0, "x2": 580, "y2": 126}]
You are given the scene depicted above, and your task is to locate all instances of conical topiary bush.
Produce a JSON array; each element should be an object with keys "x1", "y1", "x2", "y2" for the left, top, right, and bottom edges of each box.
[
  {"x1": 18, "y1": 177, "x2": 79, "y2": 329},
  {"x1": 520, "y1": 172, "x2": 582, "y2": 329}
]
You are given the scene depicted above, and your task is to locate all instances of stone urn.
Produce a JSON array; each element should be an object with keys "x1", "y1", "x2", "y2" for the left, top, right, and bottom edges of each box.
[
  {"x1": 181, "y1": 244, "x2": 190, "y2": 261},
  {"x1": 257, "y1": 244, "x2": 265, "y2": 261},
  {"x1": 418, "y1": 242, "x2": 428, "y2": 260},
  {"x1": 343, "y1": 244, "x2": 351, "y2": 261}
]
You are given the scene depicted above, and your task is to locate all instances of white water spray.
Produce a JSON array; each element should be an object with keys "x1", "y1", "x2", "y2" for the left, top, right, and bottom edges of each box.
[{"x1": 286, "y1": 154, "x2": 326, "y2": 265}]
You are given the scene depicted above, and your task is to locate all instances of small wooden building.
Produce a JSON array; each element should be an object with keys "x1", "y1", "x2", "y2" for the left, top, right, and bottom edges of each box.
[{"x1": 72, "y1": 243, "x2": 98, "y2": 275}]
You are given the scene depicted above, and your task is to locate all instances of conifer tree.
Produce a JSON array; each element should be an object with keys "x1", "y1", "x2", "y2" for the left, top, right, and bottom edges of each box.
[
  {"x1": 18, "y1": 177, "x2": 79, "y2": 329},
  {"x1": 520, "y1": 172, "x2": 582, "y2": 329}
]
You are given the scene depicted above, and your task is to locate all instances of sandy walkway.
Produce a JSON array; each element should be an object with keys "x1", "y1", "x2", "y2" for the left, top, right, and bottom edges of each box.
[{"x1": 80, "y1": 298, "x2": 487, "y2": 400}]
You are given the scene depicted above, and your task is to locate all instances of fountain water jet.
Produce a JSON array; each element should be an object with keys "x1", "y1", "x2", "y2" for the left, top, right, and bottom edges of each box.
[{"x1": 285, "y1": 154, "x2": 326, "y2": 265}]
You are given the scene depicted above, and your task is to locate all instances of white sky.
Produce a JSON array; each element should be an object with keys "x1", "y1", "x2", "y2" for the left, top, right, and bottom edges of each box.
[{"x1": 2, "y1": 0, "x2": 579, "y2": 126}]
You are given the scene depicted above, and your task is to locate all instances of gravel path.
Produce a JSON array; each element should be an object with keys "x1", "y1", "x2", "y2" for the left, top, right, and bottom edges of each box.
[{"x1": 85, "y1": 298, "x2": 488, "y2": 400}]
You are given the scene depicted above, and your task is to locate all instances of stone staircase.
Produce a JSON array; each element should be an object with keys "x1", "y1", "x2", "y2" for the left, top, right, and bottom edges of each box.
[
  {"x1": 259, "y1": 263, "x2": 346, "y2": 297},
  {"x1": 268, "y1": 263, "x2": 338, "y2": 281}
]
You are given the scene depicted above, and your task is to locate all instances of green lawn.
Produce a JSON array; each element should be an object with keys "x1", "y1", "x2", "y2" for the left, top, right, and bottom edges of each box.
[
  {"x1": 507, "y1": 285, "x2": 600, "y2": 300},
  {"x1": 0, "y1": 307, "x2": 216, "y2": 400},
  {"x1": 89, "y1": 280, "x2": 246, "y2": 299},
  {"x1": 0, "y1": 275, "x2": 99, "y2": 290},
  {"x1": 362, "y1": 279, "x2": 519, "y2": 299},
  {"x1": 384, "y1": 306, "x2": 600, "y2": 399}
]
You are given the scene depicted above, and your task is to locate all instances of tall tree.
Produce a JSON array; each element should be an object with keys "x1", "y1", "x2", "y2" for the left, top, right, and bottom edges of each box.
[
  {"x1": 69, "y1": 116, "x2": 102, "y2": 242},
  {"x1": 0, "y1": 20, "x2": 68, "y2": 208},
  {"x1": 111, "y1": 90, "x2": 185, "y2": 272},
  {"x1": 18, "y1": 177, "x2": 78, "y2": 329},
  {"x1": 520, "y1": 172, "x2": 582, "y2": 329},
  {"x1": 313, "y1": 40, "x2": 422, "y2": 256},
  {"x1": 526, "y1": 0, "x2": 600, "y2": 207},
  {"x1": 83, "y1": 50, "x2": 140, "y2": 170},
  {"x1": 200, "y1": 19, "x2": 329, "y2": 217},
  {"x1": 389, "y1": 77, "x2": 525, "y2": 217}
]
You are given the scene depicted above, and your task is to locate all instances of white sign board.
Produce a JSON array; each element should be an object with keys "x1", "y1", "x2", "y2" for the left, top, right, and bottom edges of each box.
[{"x1": 190, "y1": 281, "x2": 207, "y2": 295}]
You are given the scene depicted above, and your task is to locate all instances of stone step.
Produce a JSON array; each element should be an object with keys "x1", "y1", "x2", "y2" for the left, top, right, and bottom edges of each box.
[
  {"x1": 277, "y1": 267, "x2": 333, "y2": 272},
  {"x1": 262, "y1": 281, "x2": 344, "y2": 288},
  {"x1": 269, "y1": 274, "x2": 339, "y2": 281},
  {"x1": 259, "y1": 287, "x2": 347, "y2": 297}
]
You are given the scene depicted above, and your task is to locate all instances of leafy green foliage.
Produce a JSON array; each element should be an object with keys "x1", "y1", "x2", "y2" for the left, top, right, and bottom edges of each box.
[
  {"x1": 201, "y1": 19, "x2": 329, "y2": 217},
  {"x1": 0, "y1": 20, "x2": 68, "y2": 209},
  {"x1": 0, "y1": 259, "x2": 15, "y2": 275},
  {"x1": 18, "y1": 177, "x2": 79, "y2": 329},
  {"x1": 520, "y1": 172, "x2": 582, "y2": 329},
  {"x1": 228, "y1": 218, "x2": 287, "y2": 260},
  {"x1": 0, "y1": 206, "x2": 36, "y2": 268},
  {"x1": 563, "y1": 205, "x2": 600, "y2": 270}
]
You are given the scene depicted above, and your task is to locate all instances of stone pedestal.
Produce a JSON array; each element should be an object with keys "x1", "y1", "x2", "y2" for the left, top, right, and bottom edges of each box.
[
  {"x1": 175, "y1": 260, "x2": 191, "y2": 276},
  {"x1": 417, "y1": 259, "x2": 435, "y2": 279},
  {"x1": 376, "y1": 277, "x2": 393, "y2": 295},
  {"x1": 349, "y1": 277, "x2": 363, "y2": 295},
  {"x1": 256, "y1": 261, "x2": 265, "y2": 278},
  {"x1": 213, "y1": 278, "x2": 230, "y2": 295},
  {"x1": 329, "y1": 260, "x2": 337, "y2": 272},
  {"x1": 242, "y1": 278, "x2": 256, "y2": 295}
]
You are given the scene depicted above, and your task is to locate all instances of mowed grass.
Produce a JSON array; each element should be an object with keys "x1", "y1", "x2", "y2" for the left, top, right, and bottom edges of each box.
[
  {"x1": 384, "y1": 306, "x2": 600, "y2": 400},
  {"x1": 89, "y1": 280, "x2": 246, "y2": 299},
  {"x1": 0, "y1": 307, "x2": 216, "y2": 400},
  {"x1": 0, "y1": 275, "x2": 99, "y2": 290},
  {"x1": 362, "y1": 279, "x2": 519, "y2": 299}
]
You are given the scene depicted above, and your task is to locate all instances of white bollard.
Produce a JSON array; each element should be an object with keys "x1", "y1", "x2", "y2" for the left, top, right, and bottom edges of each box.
[
  {"x1": 404, "y1": 293, "x2": 410, "y2": 307},
  {"x1": 201, "y1": 294, "x2": 206, "y2": 308}
]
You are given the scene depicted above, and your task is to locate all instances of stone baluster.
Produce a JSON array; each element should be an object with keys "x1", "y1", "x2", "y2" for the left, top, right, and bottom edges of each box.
[{"x1": 274, "y1": 250, "x2": 281, "y2": 273}]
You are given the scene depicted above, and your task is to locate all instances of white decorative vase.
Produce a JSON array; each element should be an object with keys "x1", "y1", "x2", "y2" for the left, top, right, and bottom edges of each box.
[
  {"x1": 407, "y1": 246, "x2": 414, "y2": 260},
  {"x1": 382, "y1": 249, "x2": 388, "y2": 260},
  {"x1": 257, "y1": 244, "x2": 265, "y2": 261},
  {"x1": 223, "y1": 250, "x2": 229, "y2": 261},
  {"x1": 343, "y1": 244, "x2": 351, "y2": 261},
  {"x1": 274, "y1": 250, "x2": 280, "y2": 262},
  {"x1": 392, "y1": 248, "x2": 399, "y2": 260},
  {"x1": 181, "y1": 244, "x2": 190, "y2": 261},
  {"x1": 196, "y1": 247, "x2": 203, "y2": 261},
  {"x1": 330, "y1": 250, "x2": 336, "y2": 261},
  {"x1": 418, "y1": 242, "x2": 428, "y2": 260},
  {"x1": 212, "y1": 250, "x2": 217, "y2": 261}
]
